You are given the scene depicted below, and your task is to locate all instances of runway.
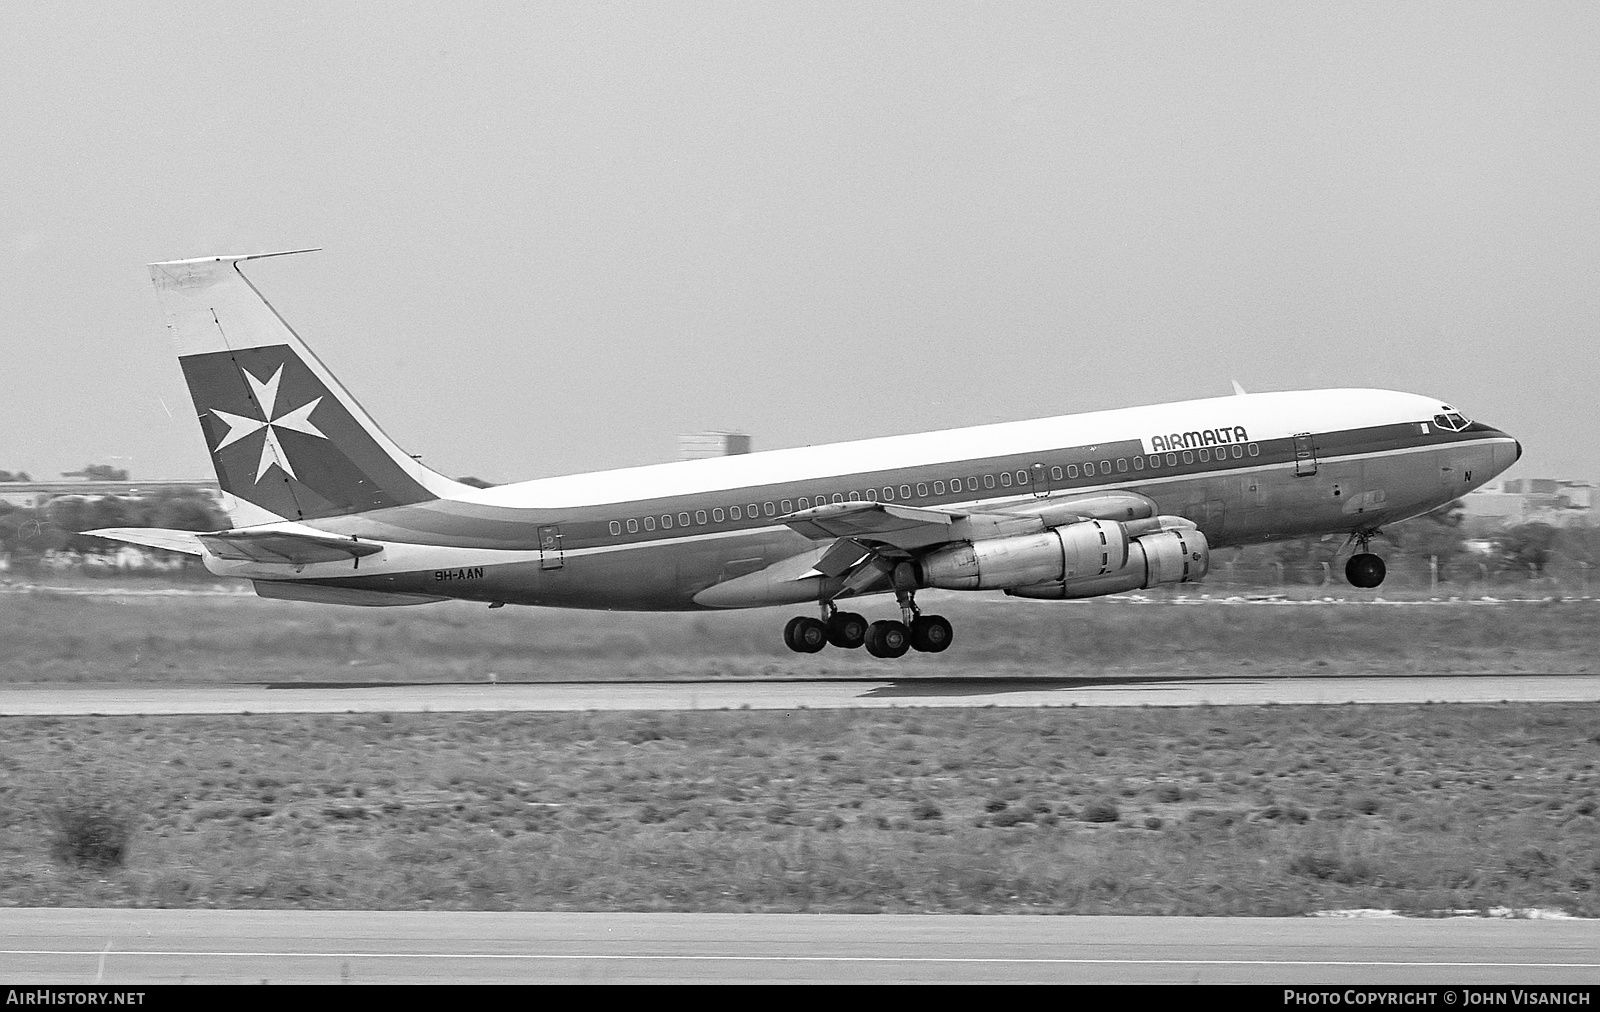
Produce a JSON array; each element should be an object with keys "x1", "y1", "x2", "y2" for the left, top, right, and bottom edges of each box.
[
  {"x1": 4, "y1": 909, "x2": 1598, "y2": 984},
  {"x1": 0, "y1": 674, "x2": 1595, "y2": 716}
]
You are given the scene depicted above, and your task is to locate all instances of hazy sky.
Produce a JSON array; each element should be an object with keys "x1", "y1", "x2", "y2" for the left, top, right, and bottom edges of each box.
[{"x1": 2, "y1": 3, "x2": 1596, "y2": 484}]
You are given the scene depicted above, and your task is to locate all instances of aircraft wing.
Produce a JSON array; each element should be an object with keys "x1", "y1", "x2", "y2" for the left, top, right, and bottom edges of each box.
[
  {"x1": 782, "y1": 501, "x2": 966, "y2": 550},
  {"x1": 783, "y1": 491, "x2": 1162, "y2": 552},
  {"x1": 781, "y1": 490, "x2": 1172, "y2": 587}
]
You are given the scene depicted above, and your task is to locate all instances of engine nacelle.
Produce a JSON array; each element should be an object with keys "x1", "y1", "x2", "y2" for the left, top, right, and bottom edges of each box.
[
  {"x1": 919, "y1": 520, "x2": 1129, "y2": 591},
  {"x1": 1005, "y1": 528, "x2": 1210, "y2": 599}
]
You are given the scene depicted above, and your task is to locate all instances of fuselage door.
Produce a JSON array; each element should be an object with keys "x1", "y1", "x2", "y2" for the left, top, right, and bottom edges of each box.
[
  {"x1": 537, "y1": 524, "x2": 564, "y2": 570},
  {"x1": 1293, "y1": 433, "x2": 1319, "y2": 477},
  {"x1": 1031, "y1": 462, "x2": 1049, "y2": 498}
]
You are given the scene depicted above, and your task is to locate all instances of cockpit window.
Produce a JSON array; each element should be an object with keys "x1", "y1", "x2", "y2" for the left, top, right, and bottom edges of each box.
[{"x1": 1432, "y1": 412, "x2": 1471, "y2": 432}]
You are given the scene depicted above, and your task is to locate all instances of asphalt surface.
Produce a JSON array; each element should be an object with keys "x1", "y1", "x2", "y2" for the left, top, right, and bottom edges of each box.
[
  {"x1": 0, "y1": 673, "x2": 1595, "y2": 716},
  {"x1": 4, "y1": 909, "x2": 1598, "y2": 985}
]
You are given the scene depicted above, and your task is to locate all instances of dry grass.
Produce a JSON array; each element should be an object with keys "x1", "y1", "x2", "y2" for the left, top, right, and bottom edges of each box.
[
  {"x1": 1, "y1": 705, "x2": 1595, "y2": 915},
  {"x1": 1, "y1": 588, "x2": 1596, "y2": 684}
]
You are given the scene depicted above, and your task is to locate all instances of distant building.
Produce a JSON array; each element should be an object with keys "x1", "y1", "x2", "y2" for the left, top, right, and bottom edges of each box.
[
  {"x1": 1461, "y1": 478, "x2": 1593, "y2": 529},
  {"x1": 677, "y1": 432, "x2": 752, "y2": 461},
  {"x1": 0, "y1": 479, "x2": 221, "y2": 510}
]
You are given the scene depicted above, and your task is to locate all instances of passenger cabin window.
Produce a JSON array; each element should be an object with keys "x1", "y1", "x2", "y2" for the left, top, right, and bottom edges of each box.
[
  {"x1": 999, "y1": 472, "x2": 1012, "y2": 487},
  {"x1": 1133, "y1": 456, "x2": 1143, "y2": 470},
  {"x1": 1100, "y1": 461, "x2": 1111, "y2": 474},
  {"x1": 1067, "y1": 464, "x2": 1078, "y2": 478},
  {"x1": 695, "y1": 510, "x2": 707, "y2": 525},
  {"x1": 1198, "y1": 448, "x2": 1210, "y2": 462},
  {"x1": 882, "y1": 486, "x2": 895, "y2": 501},
  {"x1": 983, "y1": 474, "x2": 995, "y2": 489},
  {"x1": 934, "y1": 480, "x2": 945, "y2": 495},
  {"x1": 967, "y1": 477, "x2": 979, "y2": 491},
  {"x1": 764, "y1": 502, "x2": 776, "y2": 516},
  {"x1": 910, "y1": 483, "x2": 922, "y2": 498},
  {"x1": 662, "y1": 514, "x2": 674, "y2": 529},
  {"x1": 1232, "y1": 445, "x2": 1243, "y2": 458},
  {"x1": 1247, "y1": 443, "x2": 1259, "y2": 456},
  {"x1": 712, "y1": 508, "x2": 724, "y2": 522},
  {"x1": 1116, "y1": 459, "x2": 1128, "y2": 472},
  {"x1": 1148, "y1": 455, "x2": 1160, "y2": 468},
  {"x1": 834, "y1": 494, "x2": 845, "y2": 504},
  {"x1": 644, "y1": 516, "x2": 656, "y2": 531},
  {"x1": 865, "y1": 489, "x2": 877, "y2": 501},
  {"x1": 730, "y1": 505, "x2": 742, "y2": 520},
  {"x1": 678, "y1": 512, "x2": 690, "y2": 527},
  {"x1": 1166, "y1": 453, "x2": 1177, "y2": 466},
  {"x1": 609, "y1": 521, "x2": 621, "y2": 535},
  {"x1": 1015, "y1": 470, "x2": 1029, "y2": 485},
  {"x1": 1050, "y1": 466, "x2": 1062, "y2": 481},
  {"x1": 626, "y1": 518, "x2": 639, "y2": 533},
  {"x1": 1182, "y1": 451, "x2": 1194, "y2": 464},
  {"x1": 748, "y1": 503, "x2": 759, "y2": 517},
  {"x1": 780, "y1": 500, "x2": 791, "y2": 513}
]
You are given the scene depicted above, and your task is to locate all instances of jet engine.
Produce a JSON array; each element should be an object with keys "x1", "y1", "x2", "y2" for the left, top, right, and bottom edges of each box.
[
  {"x1": 1004, "y1": 527, "x2": 1209, "y2": 599},
  {"x1": 918, "y1": 520, "x2": 1130, "y2": 591}
]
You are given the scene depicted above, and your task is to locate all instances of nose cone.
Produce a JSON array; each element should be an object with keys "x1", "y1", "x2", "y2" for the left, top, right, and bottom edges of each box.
[{"x1": 1475, "y1": 424, "x2": 1520, "y2": 480}]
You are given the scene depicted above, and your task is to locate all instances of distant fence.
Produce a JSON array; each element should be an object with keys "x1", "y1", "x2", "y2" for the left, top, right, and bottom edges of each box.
[{"x1": 1207, "y1": 559, "x2": 1595, "y2": 596}]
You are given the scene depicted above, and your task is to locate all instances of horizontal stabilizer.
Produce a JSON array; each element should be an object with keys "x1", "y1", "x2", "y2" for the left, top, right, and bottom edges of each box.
[
  {"x1": 199, "y1": 530, "x2": 384, "y2": 565},
  {"x1": 83, "y1": 527, "x2": 207, "y2": 556}
]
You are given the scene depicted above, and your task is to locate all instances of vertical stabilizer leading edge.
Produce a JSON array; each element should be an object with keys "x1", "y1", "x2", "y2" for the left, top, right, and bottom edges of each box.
[{"x1": 149, "y1": 251, "x2": 463, "y2": 525}]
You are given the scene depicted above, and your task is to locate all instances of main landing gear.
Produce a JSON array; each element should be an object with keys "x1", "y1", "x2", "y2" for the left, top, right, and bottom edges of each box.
[
  {"x1": 1345, "y1": 530, "x2": 1387, "y2": 589},
  {"x1": 783, "y1": 594, "x2": 953, "y2": 658},
  {"x1": 782, "y1": 609, "x2": 867, "y2": 653}
]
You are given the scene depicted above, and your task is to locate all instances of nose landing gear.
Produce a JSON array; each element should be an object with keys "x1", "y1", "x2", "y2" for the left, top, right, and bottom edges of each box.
[{"x1": 1344, "y1": 530, "x2": 1387, "y2": 589}]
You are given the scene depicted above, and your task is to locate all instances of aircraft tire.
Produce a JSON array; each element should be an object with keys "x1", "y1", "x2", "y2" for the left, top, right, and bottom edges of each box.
[
  {"x1": 784, "y1": 615, "x2": 828, "y2": 653},
  {"x1": 865, "y1": 620, "x2": 911, "y2": 659},
  {"x1": 827, "y1": 611, "x2": 868, "y2": 649},
  {"x1": 1345, "y1": 553, "x2": 1387, "y2": 589},
  {"x1": 910, "y1": 614, "x2": 953, "y2": 653}
]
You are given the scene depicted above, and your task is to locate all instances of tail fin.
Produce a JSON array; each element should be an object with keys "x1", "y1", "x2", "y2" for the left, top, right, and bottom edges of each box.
[{"x1": 150, "y1": 251, "x2": 465, "y2": 524}]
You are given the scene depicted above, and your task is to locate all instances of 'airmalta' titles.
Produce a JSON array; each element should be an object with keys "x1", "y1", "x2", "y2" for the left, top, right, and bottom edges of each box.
[{"x1": 1148, "y1": 426, "x2": 1250, "y2": 453}]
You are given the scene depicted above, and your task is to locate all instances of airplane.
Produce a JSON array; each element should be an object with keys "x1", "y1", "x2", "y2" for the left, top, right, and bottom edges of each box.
[{"x1": 90, "y1": 250, "x2": 1522, "y2": 658}]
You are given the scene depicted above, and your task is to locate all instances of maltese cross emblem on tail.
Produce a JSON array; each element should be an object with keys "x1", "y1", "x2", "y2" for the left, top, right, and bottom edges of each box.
[{"x1": 209, "y1": 364, "x2": 327, "y2": 482}]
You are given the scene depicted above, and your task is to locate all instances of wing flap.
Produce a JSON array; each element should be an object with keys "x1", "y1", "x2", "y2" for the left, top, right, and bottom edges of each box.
[{"x1": 812, "y1": 538, "x2": 875, "y2": 578}]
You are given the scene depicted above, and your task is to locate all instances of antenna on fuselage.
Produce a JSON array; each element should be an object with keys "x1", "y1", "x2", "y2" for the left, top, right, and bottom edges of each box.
[{"x1": 1231, "y1": 379, "x2": 1248, "y2": 396}]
